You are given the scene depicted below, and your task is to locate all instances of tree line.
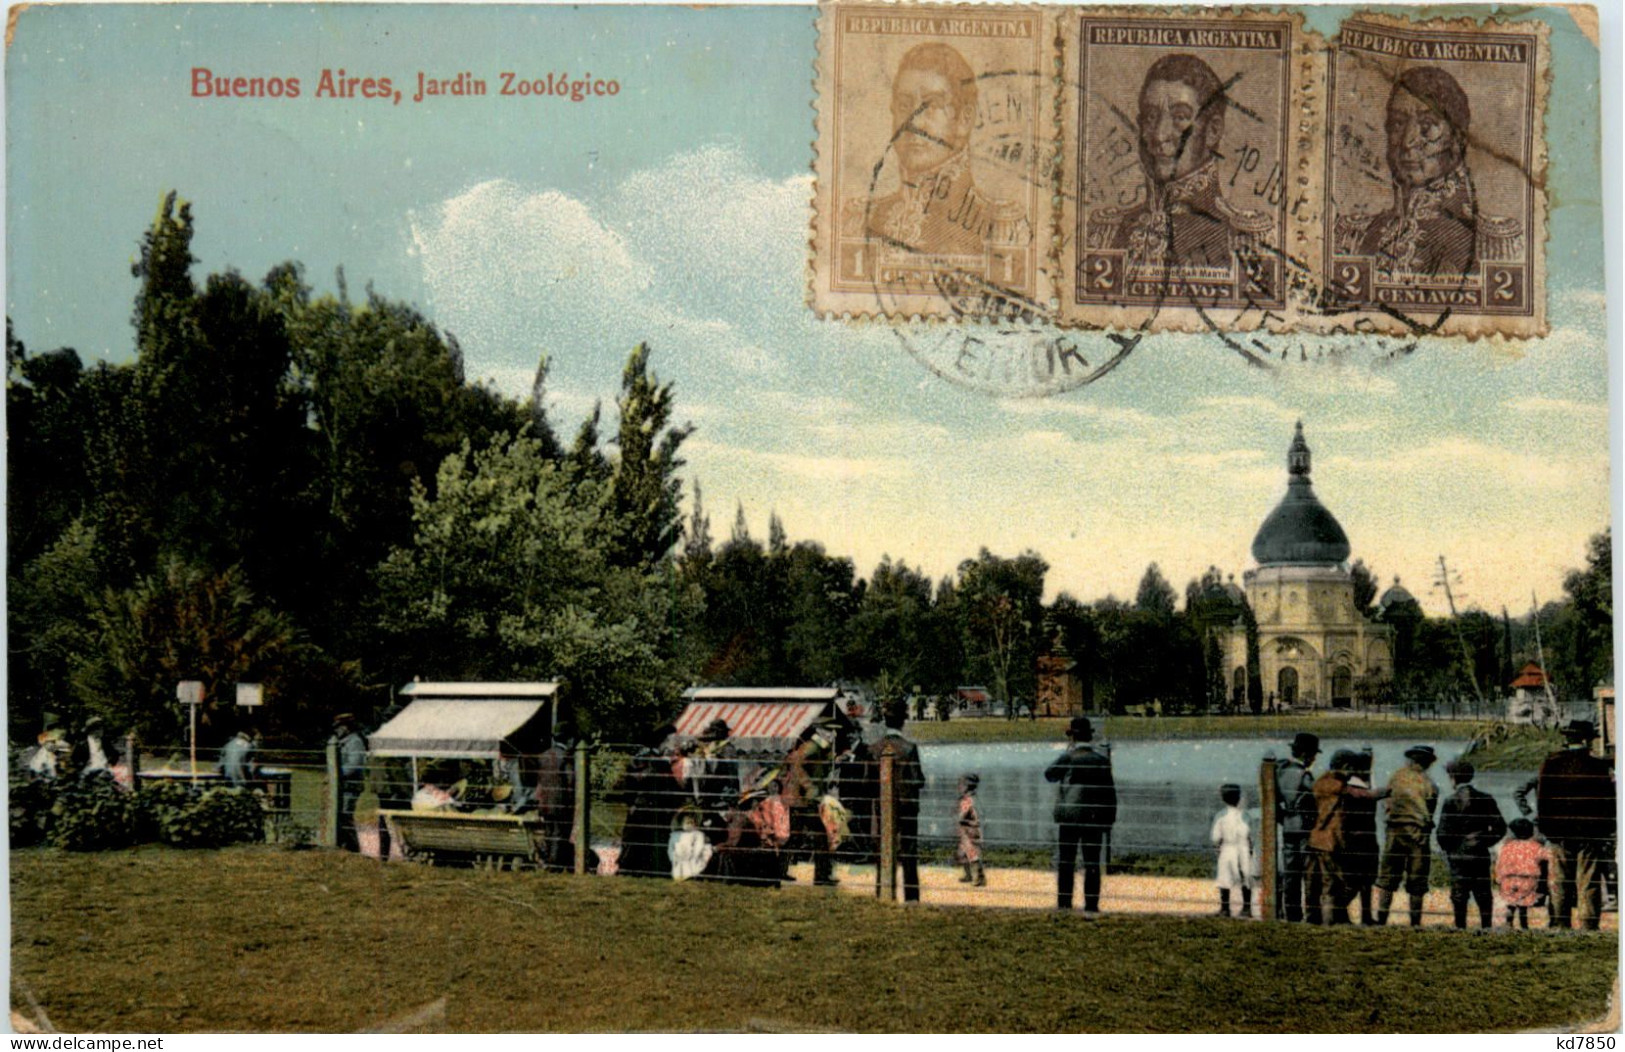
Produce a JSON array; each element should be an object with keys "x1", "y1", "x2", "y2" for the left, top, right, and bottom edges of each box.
[{"x1": 8, "y1": 197, "x2": 1613, "y2": 748}]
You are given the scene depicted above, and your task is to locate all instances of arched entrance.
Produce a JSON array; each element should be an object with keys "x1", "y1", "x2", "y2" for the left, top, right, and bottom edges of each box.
[
  {"x1": 1278, "y1": 667, "x2": 1299, "y2": 708},
  {"x1": 1331, "y1": 666, "x2": 1353, "y2": 709},
  {"x1": 1232, "y1": 667, "x2": 1247, "y2": 710}
]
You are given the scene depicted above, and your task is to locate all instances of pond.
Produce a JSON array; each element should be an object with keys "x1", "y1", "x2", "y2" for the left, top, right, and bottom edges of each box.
[{"x1": 911, "y1": 737, "x2": 1537, "y2": 855}]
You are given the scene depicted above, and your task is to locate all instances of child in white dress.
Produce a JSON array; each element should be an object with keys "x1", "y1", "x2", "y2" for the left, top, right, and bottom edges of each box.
[{"x1": 1211, "y1": 783, "x2": 1254, "y2": 918}]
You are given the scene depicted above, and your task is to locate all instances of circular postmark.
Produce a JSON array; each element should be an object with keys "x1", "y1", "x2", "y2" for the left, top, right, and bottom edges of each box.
[{"x1": 855, "y1": 67, "x2": 1151, "y2": 399}]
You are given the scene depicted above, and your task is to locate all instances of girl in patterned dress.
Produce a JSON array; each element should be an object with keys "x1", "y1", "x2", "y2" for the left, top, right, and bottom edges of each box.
[
  {"x1": 1496, "y1": 817, "x2": 1549, "y2": 929},
  {"x1": 956, "y1": 773, "x2": 985, "y2": 886}
]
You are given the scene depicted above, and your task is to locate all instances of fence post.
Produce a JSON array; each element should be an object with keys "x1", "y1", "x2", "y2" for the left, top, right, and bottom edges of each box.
[
  {"x1": 322, "y1": 737, "x2": 340, "y2": 849},
  {"x1": 1258, "y1": 755, "x2": 1278, "y2": 923},
  {"x1": 878, "y1": 751, "x2": 897, "y2": 903},
  {"x1": 573, "y1": 741, "x2": 591, "y2": 875}
]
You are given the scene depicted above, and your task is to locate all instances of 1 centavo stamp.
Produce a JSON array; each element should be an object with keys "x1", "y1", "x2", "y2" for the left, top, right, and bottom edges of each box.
[
  {"x1": 810, "y1": 3, "x2": 1051, "y2": 320},
  {"x1": 1057, "y1": 10, "x2": 1301, "y2": 334},
  {"x1": 1318, "y1": 15, "x2": 1548, "y2": 337}
]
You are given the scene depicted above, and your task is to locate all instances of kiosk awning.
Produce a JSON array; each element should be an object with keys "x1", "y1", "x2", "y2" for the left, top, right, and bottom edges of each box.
[
  {"x1": 369, "y1": 699, "x2": 549, "y2": 759},
  {"x1": 675, "y1": 699, "x2": 829, "y2": 743}
]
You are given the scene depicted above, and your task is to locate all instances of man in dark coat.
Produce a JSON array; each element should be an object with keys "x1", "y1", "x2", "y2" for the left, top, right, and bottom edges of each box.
[
  {"x1": 534, "y1": 726, "x2": 577, "y2": 872},
  {"x1": 1273, "y1": 732, "x2": 1320, "y2": 922},
  {"x1": 1046, "y1": 716, "x2": 1117, "y2": 914},
  {"x1": 870, "y1": 701, "x2": 925, "y2": 902},
  {"x1": 1518, "y1": 721, "x2": 1616, "y2": 929},
  {"x1": 1435, "y1": 759, "x2": 1506, "y2": 929}
]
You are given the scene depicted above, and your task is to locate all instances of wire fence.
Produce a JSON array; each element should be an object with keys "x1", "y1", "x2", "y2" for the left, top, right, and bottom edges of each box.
[{"x1": 71, "y1": 735, "x2": 1615, "y2": 930}]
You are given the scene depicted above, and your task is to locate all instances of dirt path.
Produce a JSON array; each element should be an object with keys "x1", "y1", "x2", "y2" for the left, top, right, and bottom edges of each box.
[{"x1": 786, "y1": 862, "x2": 1619, "y2": 930}]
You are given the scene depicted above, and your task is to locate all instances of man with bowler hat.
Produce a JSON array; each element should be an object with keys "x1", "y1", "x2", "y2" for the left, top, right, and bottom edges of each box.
[
  {"x1": 1274, "y1": 732, "x2": 1320, "y2": 922},
  {"x1": 1436, "y1": 759, "x2": 1505, "y2": 929},
  {"x1": 1374, "y1": 744, "x2": 1440, "y2": 926},
  {"x1": 1046, "y1": 716, "x2": 1117, "y2": 914},
  {"x1": 1518, "y1": 720, "x2": 1616, "y2": 929}
]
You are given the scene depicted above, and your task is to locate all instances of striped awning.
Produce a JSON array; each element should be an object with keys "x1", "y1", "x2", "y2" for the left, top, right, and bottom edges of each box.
[{"x1": 675, "y1": 700, "x2": 829, "y2": 743}]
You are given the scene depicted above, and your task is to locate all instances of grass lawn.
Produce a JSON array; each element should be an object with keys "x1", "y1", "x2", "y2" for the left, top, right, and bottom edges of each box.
[
  {"x1": 909, "y1": 715, "x2": 1480, "y2": 745},
  {"x1": 12, "y1": 846, "x2": 1615, "y2": 1033},
  {"x1": 1462, "y1": 726, "x2": 1567, "y2": 771}
]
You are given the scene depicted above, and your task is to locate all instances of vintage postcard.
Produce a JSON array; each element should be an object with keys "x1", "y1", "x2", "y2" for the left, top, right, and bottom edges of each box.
[{"x1": 4, "y1": 0, "x2": 1616, "y2": 1040}]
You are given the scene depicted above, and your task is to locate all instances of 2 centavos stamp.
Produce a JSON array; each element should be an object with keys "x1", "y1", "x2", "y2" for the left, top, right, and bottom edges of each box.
[{"x1": 809, "y1": 2, "x2": 1553, "y2": 375}]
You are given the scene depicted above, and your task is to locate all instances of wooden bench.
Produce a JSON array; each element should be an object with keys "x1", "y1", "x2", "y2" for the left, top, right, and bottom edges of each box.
[{"x1": 384, "y1": 810, "x2": 549, "y2": 870}]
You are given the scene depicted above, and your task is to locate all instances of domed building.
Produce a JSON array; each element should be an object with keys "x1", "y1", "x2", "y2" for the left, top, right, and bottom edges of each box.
[{"x1": 1222, "y1": 423, "x2": 1393, "y2": 709}]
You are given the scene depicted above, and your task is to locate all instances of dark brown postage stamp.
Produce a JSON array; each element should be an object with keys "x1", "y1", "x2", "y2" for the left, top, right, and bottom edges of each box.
[
  {"x1": 1319, "y1": 14, "x2": 1548, "y2": 337},
  {"x1": 1058, "y1": 10, "x2": 1300, "y2": 333},
  {"x1": 809, "y1": 2, "x2": 1052, "y2": 319}
]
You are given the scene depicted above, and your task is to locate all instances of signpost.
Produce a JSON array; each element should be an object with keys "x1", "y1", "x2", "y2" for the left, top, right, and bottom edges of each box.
[
  {"x1": 177, "y1": 680, "x2": 203, "y2": 785},
  {"x1": 235, "y1": 683, "x2": 263, "y2": 707}
]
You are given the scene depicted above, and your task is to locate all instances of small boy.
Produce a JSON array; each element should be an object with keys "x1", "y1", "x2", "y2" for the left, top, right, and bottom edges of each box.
[
  {"x1": 1211, "y1": 783, "x2": 1253, "y2": 917},
  {"x1": 956, "y1": 773, "x2": 985, "y2": 886}
]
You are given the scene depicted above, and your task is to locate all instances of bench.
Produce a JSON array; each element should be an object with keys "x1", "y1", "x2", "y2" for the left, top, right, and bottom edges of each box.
[{"x1": 384, "y1": 810, "x2": 550, "y2": 870}]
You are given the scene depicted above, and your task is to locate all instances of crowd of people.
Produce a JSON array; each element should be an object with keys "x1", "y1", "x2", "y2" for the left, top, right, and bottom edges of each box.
[{"x1": 1262, "y1": 720, "x2": 1617, "y2": 929}]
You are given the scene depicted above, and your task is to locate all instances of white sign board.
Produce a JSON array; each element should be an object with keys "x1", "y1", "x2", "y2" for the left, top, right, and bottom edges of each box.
[
  {"x1": 176, "y1": 680, "x2": 204, "y2": 706},
  {"x1": 235, "y1": 683, "x2": 263, "y2": 707}
]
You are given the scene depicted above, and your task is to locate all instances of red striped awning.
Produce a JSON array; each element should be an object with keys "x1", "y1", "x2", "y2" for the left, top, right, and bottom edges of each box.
[{"x1": 675, "y1": 700, "x2": 828, "y2": 742}]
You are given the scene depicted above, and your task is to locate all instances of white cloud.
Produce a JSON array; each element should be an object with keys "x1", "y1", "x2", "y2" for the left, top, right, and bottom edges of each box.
[{"x1": 1503, "y1": 395, "x2": 1609, "y2": 419}]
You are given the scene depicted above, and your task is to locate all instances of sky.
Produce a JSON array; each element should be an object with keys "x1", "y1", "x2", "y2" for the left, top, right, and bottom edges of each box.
[{"x1": 5, "y1": 3, "x2": 1613, "y2": 618}]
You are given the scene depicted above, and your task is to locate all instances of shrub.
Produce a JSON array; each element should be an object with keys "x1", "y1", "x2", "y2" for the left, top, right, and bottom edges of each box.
[
  {"x1": 148, "y1": 786, "x2": 265, "y2": 848},
  {"x1": 49, "y1": 776, "x2": 141, "y2": 851},
  {"x1": 9, "y1": 779, "x2": 56, "y2": 847}
]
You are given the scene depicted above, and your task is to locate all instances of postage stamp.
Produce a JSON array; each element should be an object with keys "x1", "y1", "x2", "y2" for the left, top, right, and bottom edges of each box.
[
  {"x1": 1317, "y1": 14, "x2": 1549, "y2": 336},
  {"x1": 1056, "y1": 10, "x2": 1302, "y2": 333},
  {"x1": 809, "y1": 2, "x2": 1052, "y2": 319}
]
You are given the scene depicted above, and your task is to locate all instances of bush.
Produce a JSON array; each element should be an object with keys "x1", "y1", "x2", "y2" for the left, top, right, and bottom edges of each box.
[
  {"x1": 10, "y1": 779, "x2": 56, "y2": 847},
  {"x1": 49, "y1": 776, "x2": 141, "y2": 851},
  {"x1": 148, "y1": 786, "x2": 265, "y2": 848}
]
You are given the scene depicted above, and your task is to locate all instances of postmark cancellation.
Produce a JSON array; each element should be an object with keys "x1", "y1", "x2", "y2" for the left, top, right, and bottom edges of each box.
[{"x1": 810, "y1": 4, "x2": 1553, "y2": 341}]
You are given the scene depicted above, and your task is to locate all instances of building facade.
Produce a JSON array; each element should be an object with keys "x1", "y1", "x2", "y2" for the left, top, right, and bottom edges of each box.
[{"x1": 1222, "y1": 424, "x2": 1394, "y2": 709}]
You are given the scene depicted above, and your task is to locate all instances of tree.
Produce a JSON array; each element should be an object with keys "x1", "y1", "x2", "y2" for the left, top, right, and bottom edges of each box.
[
  {"x1": 1350, "y1": 559, "x2": 1380, "y2": 616},
  {"x1": 957, "y1": 549, "x2": 1048, "y2": 712},
  {"x1": 1135, "y1": 563, "x2": 1177, "y2": 620},
  {"x1": 374, "y1": 435, "x2": 692, "y2": 739},
  {"x1": 606, "y1": 344, "x2": 694, "y2": 569},
  {"x1": 1562, "y1": 529, "x2": 1613, "y2": 691}
]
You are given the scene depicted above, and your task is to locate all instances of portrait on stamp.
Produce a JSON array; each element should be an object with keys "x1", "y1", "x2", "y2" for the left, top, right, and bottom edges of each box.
[
  {"x1": 1070, "y1": 17, "x2": 1293, "y2": 316},
  {"x1": 1325, "y1": 19, "x2": 1545, "y2": 325},
  {"x1": 814, "y1": 5, "x2": 1045, "y2": 316}
]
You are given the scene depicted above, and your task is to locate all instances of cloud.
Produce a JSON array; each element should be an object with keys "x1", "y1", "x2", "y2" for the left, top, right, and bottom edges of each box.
[
  {"x1": 994, "y1": 398, "x2": 1159, "y2": 428},
  {"x1": 1503, "y1": 395, "x2": 1609, "y2": 419},
  {"x1": 686, "y1": 437, "x2": 907, "y2": 482}
]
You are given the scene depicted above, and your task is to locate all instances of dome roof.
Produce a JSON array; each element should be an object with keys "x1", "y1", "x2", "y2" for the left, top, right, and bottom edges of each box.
[
  {"x1": 1378, "y1": 577, "x2": 1417, "y2": 609},
  {"x1": 1250, "y1": 423, "x2": 1351, "y2": 567}
]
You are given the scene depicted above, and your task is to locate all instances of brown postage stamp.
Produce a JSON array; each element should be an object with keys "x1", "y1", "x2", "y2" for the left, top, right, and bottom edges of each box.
[
  {"x1": 1318, "y1": 14, "x2": 1549, "y2": 337},
  {"x1": 1056, "y1": 10, "x2": 1302, "y2": 333},
  {"x1": 809, "y1": 2, "x2": 1052, "y2": 319},
  {"x1": 810, "y1": 3, "x2": 1553, "y2": 342}
]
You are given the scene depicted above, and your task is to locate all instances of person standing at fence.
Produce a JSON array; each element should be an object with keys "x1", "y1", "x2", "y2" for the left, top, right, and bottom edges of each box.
[
  {"x1": 617, "y1": 722, "x2": 679, "y2": 879},
  {"x1": 1274, "y1": 732, "x2": 1320, "y2": 922},
  {"x1": 956, "y1": 773, "x2": 985, "y2": 887},
  {"x1": 220, "y1": 725, "x2": 260, "y2": 789},
  {"x1": 1047, "y1": 716, "x2": 1117, "y2": 915},
  {"x1": 535, "y1": 724, "x2": 577, "y2": 872},
  {"x1": 1436, "y1": 759, "x2": 1506, "y2": 930},
  {"x1": 781, "y1": 722, "x2": 835, "y2": 885},
  {"x1": 333, "y1": 713, "x2": 368, "y2": 851},
  {"x1": 1373, "y1": 745, "x2": 1440, "y2": 927},
  {"x1": 1344, "y1": 750, "x2": 1383, "y2": 925},
  {"x1": 1496, "y1": 817, "x2": 1549, "y2": 929},
  {"x1": 1515, "y1": 720, "x2": 1616, "y2": 929},
  {"x1": 1306, "y1": 750, "x2": 1379, "y2": 924},
  {"x1": 1211, "y1": 783, "x2": 1252, "y2": 918},
  {"x1": 871, "y1": 701, "x2": 925, "y2": 902}
]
